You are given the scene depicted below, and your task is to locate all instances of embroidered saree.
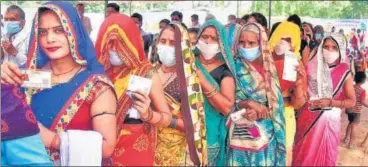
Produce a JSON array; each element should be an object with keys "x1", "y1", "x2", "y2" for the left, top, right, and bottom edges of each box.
[
  {"x1": 154, "y1": 24, "x2": 207, "y2": 166},
  {"x1": 194, "y1": 19, "x2": 237, "y2": 166},
  {"x1": 292, "y1": 33, "x2": 351, "y2": 166},
  {"x1": 228, "y1": 22, "x2": 286, "y2": 166},
  {"x1": 95, "y1": 13, "x2": 154, "y2": 166},
  {"x1": 24, "y1": 2, "x2": 114, "y2": 165}
]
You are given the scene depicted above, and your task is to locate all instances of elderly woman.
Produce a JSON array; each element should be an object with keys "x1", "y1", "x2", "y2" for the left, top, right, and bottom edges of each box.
[
  {"x1": 292, "y1": 33, "x2": 356, "y2": 166},
  {"x1": 227, "y1": 22, "x2": 286, "y2": 166}
]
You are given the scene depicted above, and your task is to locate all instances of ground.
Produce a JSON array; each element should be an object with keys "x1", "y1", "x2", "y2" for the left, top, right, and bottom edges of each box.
[{"x1": 338, "y1": 107, "x2": 368, "y2": 166}]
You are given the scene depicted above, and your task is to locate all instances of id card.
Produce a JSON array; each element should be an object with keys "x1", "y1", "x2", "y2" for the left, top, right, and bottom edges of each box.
[
  {"x1": 282, "y1": 52, "x2": 299, "y2": 82},
  {"x1": 21, "y1": 70, "x2": 52, "y2": 89},
  {"x1": 126, "y1": 75, "x2": 152, "y2": 97}
]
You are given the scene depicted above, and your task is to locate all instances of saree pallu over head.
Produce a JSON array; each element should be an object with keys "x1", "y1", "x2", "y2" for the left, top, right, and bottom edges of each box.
[
  {"x1": 293, "y1": 33, "x2": 350, "y2": 166},
  {"x1": 193, "y1": 19, "x2": 236, "y2": 166},
  {"x1": 225, "y1": 23, "x2": 242, "y2": 56},
  {"x1": 154, "y1": 23, "x2": 207, "y2": 166},
  {"x1": 24, "y1": 1, "x2": 113, "y2": 164},
  {"x1": 229, "y1": 22, "x2": 286, "y2": 166},
  {"x1": 94, "y1": 13, "x2": 154, "y2": 166}
]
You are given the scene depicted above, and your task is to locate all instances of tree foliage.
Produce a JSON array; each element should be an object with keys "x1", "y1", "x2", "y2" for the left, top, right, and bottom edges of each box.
[{"x1": 248, "y1": 1, "x2": 368, "y2": 19}]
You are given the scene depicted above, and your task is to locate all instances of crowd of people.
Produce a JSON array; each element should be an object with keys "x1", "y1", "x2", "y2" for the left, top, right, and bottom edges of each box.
[{"x1": 1, "y1": 1, "x2": 368, "y2": 166}]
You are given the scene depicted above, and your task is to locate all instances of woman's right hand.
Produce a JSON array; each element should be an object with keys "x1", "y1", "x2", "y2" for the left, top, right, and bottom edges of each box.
[{"x1": 1, "y1": 62, "x2": 26, "y2": 85}]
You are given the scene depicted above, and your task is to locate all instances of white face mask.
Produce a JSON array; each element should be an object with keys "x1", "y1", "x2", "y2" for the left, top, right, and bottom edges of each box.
[
  {"x1": 109, "y1": 51, "x2": 123, "y2": 66},
  {"x1": 275, "y1": 40, "x2": 291, "y2": 56},
  {"x1": 157, "y1": 44, "x2": 176, "y2": 67},
  {"x1": 196, "y1": 40, "x2": 220, "y2": 60},
  {"x1": 323, "y1": 49, "x2": 340, "y2": 64}
]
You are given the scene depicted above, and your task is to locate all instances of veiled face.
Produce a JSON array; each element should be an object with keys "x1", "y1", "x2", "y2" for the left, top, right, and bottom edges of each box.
[{"x1": 38, "y1": 10, "x2": 70, "y2": 60}]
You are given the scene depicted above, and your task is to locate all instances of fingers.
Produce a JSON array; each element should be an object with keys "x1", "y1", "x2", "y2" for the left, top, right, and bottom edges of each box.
[
  {"x1": 1, "y1": 69, "x2": 17, "y2": 85},
  {"x1": 245, "y1": 109, "x2": 257, "y2": 121},
  {"x1": 8, "y1": 62, "x2": 25, "y2": 77}
]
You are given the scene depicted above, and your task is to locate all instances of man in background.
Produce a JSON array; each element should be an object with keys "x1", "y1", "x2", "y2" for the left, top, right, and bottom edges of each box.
[
  {"x1": 131, "y1": 13, "x2": 153, "y2": 57},
  {"x1": 228, "y1": 14, "x2": 236, "y2": 24},
  {"x1": 190, "y1": 14, "x2": 201, "y2": 29},
  {"x1": 76, "y1": 3, "x2": 92, "y2": 35},
  {"x1": 171, "y1": 11, "x2": 187, "y2": 29},
  {"x1": 106, "y1": 3, "x2": 120, "y2": 18},
  {"x1": 1, "y1": 5, "x2": 28, "y2": 67}
]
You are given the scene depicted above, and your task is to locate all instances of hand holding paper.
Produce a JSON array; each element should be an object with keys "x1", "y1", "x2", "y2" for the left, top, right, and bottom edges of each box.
[
  {"x1": 126, "y1": 75, "x2": 152, "y2": 119},
  {"x1": 282, "y1": 52, "x2": 299, "y2": 82}
]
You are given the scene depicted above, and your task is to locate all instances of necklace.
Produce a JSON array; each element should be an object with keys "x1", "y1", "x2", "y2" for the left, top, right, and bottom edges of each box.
[
  {"x1": 160, "y1": 68, "x2": 176, "y2": 87},
  {"x1": 51, "y1": 64, "x2": 79, "y2": 76},
  {"x1": 52, "y1": 65, "x2": 83, "y2": 85}
]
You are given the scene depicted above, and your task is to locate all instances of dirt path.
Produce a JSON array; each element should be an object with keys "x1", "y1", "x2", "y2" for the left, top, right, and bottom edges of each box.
[{"x1": 338, "y1": 107, "x2": 368, "y2": 166}]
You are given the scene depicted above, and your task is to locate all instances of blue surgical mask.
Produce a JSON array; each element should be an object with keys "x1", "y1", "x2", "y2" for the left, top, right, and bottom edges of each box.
[
  {"x1": 315, "y1": 33, "x2": 323, "y2": 40},
  {"x1": 4, "y1": 21, "x2": 22, "y2": 35},
  {"x1": 239, "y1": 46, "x2": 261, "y2": 62}
]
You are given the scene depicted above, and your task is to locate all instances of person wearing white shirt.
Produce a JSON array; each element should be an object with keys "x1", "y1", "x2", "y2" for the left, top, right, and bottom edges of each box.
[
  {"x1": 1, "y1": 5, "x2": 29, "y2": 67},
  {"x1": 190, "y1": 14, "x2": 201, "y2": 29}
]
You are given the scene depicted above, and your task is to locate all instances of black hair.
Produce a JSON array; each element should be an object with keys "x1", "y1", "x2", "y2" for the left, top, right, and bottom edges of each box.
[
  {"x1": 228, "y1": 14, "x2": 236, "y2": 20},
  {"x1": 241, "y1": 14, "x2": 250, "y2": 23},
  {"x1": 131, "y1": 13, "x2": 143, "y2": 22},
  {"x1": 249, "y1": 12, "x2": 267, "y2": 28},
  {"x1": 171, "y1": 11, "x2": 183, "y2": 21},
  {"x1": 355, "y1": 71, "x2": 366, "y2": 84},
  {"x1": 269, "y1": 22, "x2": 281, "y2": 39},
  {"x1": 188, "y1": 28, "x2": 199, "y2": 34},
  {"x1": 107, "y1": 3, "x2": 120, "y2": 12},
  {"x1": 358, "y1": 29, "x2": 362, "y2": 33},
  {"x1": 76, "y1": 3, "x2": 84, "y2": 7},
  {"x1": 159, "y1": 19, "x2": 170, "y2": 25},
  {"x1": 191, "y1": 14, "x2": 198, "y2": 20},
  {"x1": 6, "y1": 5, "x2": 25, "y2": 20},
  {"x1": 287, "y1": 14, "x2": 302, "y2": 28},
  {"x1": 302, "y1": 22, "x2": 313, "y2": 31}
]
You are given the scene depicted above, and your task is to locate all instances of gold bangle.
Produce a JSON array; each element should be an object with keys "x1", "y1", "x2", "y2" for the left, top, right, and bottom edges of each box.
[
  {"x1": 155, "y1": 112, "x2": 164, "y2": 124},
  {"x1": 207, "y1": 89, "x2": 219, "y2": 98},
  {"x1": 204, "y1": 86, "x2": 216, "y2": 95},
  {"x1": 141, "y1": 109, "x2": 153, "y2": 121}
]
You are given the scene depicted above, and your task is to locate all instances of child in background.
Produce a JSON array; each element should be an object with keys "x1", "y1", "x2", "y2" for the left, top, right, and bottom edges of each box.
[
  {"x1": 1, "y1": 84, "x2": 53, "y2": 166},
  {"x1": 343, "y1": 72, "x2": 368, "y2": 149}
]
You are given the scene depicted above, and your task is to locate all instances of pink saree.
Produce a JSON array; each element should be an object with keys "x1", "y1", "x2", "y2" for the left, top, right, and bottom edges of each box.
[{"x1": 292, "y1": 33, "x2": 351, "y2": 166}]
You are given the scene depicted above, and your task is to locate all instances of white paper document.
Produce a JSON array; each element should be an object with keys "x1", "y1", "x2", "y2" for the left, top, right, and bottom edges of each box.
[
  {"x1": 126, "y1": 75, "x2": 152, "y2": 119},
  {"x1": 282, "y1": 52, "x2": 299, "y2": 82}
]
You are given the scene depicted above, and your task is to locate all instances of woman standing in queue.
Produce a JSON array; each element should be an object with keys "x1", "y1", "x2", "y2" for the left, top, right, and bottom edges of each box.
[
  {"x1": 194, "y1": 19, "x2": 236, "y2": 166},
  {"x1": 94, "y1": 13, "x2": 172, "y2": 166},
  {"x1": 227, "y1": 22, "x2": 286, "y2": 166},
  {"x1": 1, "y1": 1, "x2": 117, "y2": 165}
]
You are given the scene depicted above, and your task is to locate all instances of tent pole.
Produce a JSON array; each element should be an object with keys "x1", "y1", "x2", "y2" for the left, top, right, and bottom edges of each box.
[{"x1": 268, "y1": 0, "x2": 271, "y2": 29}]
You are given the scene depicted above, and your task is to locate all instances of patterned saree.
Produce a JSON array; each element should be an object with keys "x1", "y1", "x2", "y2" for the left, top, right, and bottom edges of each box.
[
  {"x1": 24, "y1": 2, "x2": 113, "y2": 165},
  {"x1": 95, "y1": 13, "x2": 154, "y2": 166},
  {"x1": 228, "y1": 22, "x2": 286, "y2": 166},
  {"x1": 154, "y1": 23, "x2": 207, "y2": 166}
]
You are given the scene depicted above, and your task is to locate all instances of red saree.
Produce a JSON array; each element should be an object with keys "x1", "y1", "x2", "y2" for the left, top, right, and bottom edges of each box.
[{"x1": 95, "y1": 13, "x2": 155, "y2": 166}]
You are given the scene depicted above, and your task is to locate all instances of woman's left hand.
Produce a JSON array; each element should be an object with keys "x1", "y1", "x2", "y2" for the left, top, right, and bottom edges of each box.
[
  {"x1": 132, "y1": 90, "x2": 151, "y2": 118},
  {"x1": 309, "y1": 98, "x2": 332, "y2": 108}
]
